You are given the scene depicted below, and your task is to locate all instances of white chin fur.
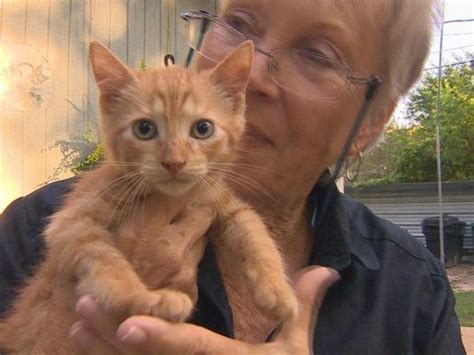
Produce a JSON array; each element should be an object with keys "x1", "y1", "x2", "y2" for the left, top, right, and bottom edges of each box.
[{"x1": 154, "y1": 180, "x2": 196, "y2": 196}]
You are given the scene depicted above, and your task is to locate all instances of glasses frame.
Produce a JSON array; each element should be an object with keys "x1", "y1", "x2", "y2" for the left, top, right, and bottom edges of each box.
[
  {"x1": 181, "y1": 11, "x2": 377, "y2": 88},
  {"x1": 180, "y1": 10, "x2": 382, "y2": 228}
]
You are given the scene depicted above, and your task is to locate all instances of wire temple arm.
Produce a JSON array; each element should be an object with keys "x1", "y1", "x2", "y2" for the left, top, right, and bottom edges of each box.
[
  {"x1": 183, "y1": 10, "x2": 211, "y2": 68},
  {"x1": 311, "y1": 76, "x2": 381, "y2": 229},
  {"x1": 331, "y1": 76, "x2": 381, "y2": 181}
]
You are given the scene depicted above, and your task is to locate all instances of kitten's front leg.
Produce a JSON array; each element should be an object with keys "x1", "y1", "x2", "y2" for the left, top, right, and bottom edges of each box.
[
  {"x1": 76, "y1": 241, "x2": 192, "y2": 322},
  {"x1": 213, "y1": 205, "x2": 298, "y2": 321},
  {"x1": 52, "y1": 226, "x2": 193, "y2": 323}
]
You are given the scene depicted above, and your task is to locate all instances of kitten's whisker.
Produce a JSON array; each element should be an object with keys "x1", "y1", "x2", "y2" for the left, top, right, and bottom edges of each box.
[
  {"x1": 208, "y1": 167, "x2": 277, "y2": 203},
  {"x1": 210, "y1": 162, "x2": 280, "y2": 175},
  {"x1": 235, "y1": 147, "x2": 273, "y2": 157},
  {"x1": 106, "y1": 174, "x2": 143, "y2": 228},
  {"x1": 115, "y1": 176, "x2": 145, "y2": 228},
  {"x1": 206, "y1": 176, "x2": 231, "y2": 210},
  {"x1": 204, "y1": 175, "x2": 241, "y2": 211},
  {"x1": 106, "y1": 176, "x2": 137, "y2": 228},
  {"x1": 224, "y1": 175, "x2": 276, "y2": 203},
  {"x1": 130, "y1": 179, "x2": 147, "y2": 230},
  {"x1": 84, "y1": 171, "x2": 142, "y2": 209},
  {"x1": 100, "y1": 162, "x2": 142, "y2": 167},
  {"x1": 212, "y1": 170, "x2": 278, "y2": 204},
  {"x1": 117, "y1": 175, "x2": 146, "y2": 227},
  {"x1": 200, "y1": 176, "x2": 227, "y2": 211},
  {"x1": 198, "y1": 177, "x2": 220, "y2": 209}
]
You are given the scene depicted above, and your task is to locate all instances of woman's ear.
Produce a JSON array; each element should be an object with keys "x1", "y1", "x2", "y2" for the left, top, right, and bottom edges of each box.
[{"x1": 349, "y1": 98, "x2": 398, "y2": 156}]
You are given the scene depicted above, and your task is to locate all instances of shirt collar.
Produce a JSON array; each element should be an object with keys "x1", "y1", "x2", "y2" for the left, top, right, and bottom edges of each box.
[
  {"x1": 194, "y1": 181, "x2": 380, "y2": 335},
  {"x1": 309, "y1": 182, "x2": 381, "y2": 271}
]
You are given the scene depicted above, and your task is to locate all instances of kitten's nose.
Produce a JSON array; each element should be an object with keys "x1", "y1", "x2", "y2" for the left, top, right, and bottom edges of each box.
[{"x1": 162, "y1": 161, "x2": 186, "y2": 174}]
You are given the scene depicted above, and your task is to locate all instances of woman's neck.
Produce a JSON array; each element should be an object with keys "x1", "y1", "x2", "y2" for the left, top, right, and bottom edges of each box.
[{"x1": 244, "y1": 192, "x2": 314, "y2": 275}]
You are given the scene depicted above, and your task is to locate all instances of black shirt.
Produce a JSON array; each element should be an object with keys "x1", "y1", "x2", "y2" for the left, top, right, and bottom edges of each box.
[{"x1": 0, "y1": 178, "x2": 466, "y2": 354}]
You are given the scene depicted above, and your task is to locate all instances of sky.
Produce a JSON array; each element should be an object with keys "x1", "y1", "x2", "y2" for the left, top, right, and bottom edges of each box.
[
  {"x1": 395, "y1": 0, "x2": 473, "y2": 121},
  {"x1": 427, "y1": 0, "x2": 474, "y2": 68}
]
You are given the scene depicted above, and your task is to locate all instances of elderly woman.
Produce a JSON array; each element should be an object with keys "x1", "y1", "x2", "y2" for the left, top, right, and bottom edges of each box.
[{"x1": 0, "y1": 0, "x2": 465, "y2": 354}]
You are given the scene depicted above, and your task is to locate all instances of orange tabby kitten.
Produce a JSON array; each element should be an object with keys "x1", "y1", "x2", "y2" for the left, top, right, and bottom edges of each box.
[{"x1": 0, "y1": 41, "x2": 297, "y2": 354}]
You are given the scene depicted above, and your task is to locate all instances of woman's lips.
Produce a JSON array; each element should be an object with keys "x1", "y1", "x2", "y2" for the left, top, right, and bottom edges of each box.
[{"x1": 242, "y1": 123, "x2": 274, "y2": 147}]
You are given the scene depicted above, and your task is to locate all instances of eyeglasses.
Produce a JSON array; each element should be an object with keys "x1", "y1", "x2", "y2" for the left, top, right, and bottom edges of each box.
[
  {"x1": 181, "y1": 10, "x2": 378, "y2": 101},
  {"x1": 181, "y1": 10, "x2": 382, "y2": 228}
]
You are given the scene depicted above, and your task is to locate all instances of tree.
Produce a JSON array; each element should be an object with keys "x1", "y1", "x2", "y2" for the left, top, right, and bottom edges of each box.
[{"x1": 351, "y1": 56, "x2": 474, "y2": 185}]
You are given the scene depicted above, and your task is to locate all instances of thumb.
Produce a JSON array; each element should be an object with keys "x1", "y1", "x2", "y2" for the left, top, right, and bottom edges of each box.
[
  {"x1": 115, "y1": 316, "x2": 251, "y2": 354},
  {"x1": 293, "y1": 266, "x2": 340, "y2": 307},
  {"x1": 275, "y1": 266, "x2": 340, "y2": 353}
]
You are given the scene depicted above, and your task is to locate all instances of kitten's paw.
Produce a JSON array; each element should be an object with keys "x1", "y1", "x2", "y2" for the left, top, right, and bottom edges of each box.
[
  {"x1": 135, "y1": 289, "x2": 193, "y2": 322},
  {"x1": 249, "y1": 272, "x2": 298, "y2": 321}
]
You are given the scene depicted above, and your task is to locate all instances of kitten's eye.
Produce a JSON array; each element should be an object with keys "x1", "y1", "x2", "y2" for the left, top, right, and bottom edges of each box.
[
  {"x1": 133, "y1": 119, "x2": 157, "y2": 140},
  {"x1": 191, "y1": 120, "x2": 214, "y2": 139}
]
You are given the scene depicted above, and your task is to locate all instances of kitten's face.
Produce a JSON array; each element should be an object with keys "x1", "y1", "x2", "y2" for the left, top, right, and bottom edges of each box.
[{"x1": 89, "y1": 41, "x2": 253, "y2": 196}]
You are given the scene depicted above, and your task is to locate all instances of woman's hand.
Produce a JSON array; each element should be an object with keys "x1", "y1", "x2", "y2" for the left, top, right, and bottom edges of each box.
[{"x1": 69, "y1": 266, "x2": 340, "y2": 354}]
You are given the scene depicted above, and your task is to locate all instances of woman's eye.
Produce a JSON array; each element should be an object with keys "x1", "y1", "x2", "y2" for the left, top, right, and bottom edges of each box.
[
  {"x1": 225, "y1": 15, "x2": 253, "y2": 37},
  {"x1": 300, "y1": 49, "x2": 329, "y2": 63},
  {"x1": 228, "y1": 17, "x2": 245, "y2": 31},
  {"x1": 133, "y1": 119, "x2": 158, "y2": 140},
  {"x1": 191, "y1": 120, "x2": 214, "y2": 139},
  {"x1": 299, "y1": 48, "x2": 335, "y2": 67}
]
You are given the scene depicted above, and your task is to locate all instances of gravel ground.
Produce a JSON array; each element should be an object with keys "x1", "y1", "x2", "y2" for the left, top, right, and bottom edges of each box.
[{"x1": 447, "y1": 262, "x2": 474, "y2": 292}]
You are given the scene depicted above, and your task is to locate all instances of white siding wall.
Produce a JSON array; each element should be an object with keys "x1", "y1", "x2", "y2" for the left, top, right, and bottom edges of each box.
[{"x1": 347, "y1": 182, "x2": 474, "y2": 250}]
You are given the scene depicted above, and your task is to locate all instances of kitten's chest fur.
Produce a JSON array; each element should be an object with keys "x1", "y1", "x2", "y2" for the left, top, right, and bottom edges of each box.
[{"x1": 111, "y1": 175, "x2": 224, "y2": 286}]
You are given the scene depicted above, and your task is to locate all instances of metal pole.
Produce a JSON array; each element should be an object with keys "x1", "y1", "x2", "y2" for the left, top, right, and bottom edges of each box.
[{"x1": 435, "y1": 2, "x2": 445, "y2": 265}]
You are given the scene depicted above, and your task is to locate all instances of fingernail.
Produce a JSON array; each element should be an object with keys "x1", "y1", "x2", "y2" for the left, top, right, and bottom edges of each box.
[
  {"x1": 69, "y1": 321, "x2": 83, "y2": 338},
  {"x1": 69, "y1": 321, "x2": 92, "y2": 349},
  {"x1": 117, "y1": 325, "x2": 147, "y2": 344},
  {"x1": 328, "y1": 268, "x2": 341, "y2": 283},
  {"x1": 76, "y1": 295, "x2": 99, "y2": 319}
]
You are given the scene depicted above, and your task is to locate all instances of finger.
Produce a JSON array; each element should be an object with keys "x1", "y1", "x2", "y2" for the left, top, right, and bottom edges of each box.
[
  {"x1": 115, "y1": 315, "x2": 268, "y2": 355},
  {"x1": 294, "y1": 266, "x2": 340, "y2": 307},
  {"x1": 69, "y1": 320, "x2": 124, "y2": 355},
  {"x1": 275, "y1": 267, "x2": 340, "y2": 351},
  {"x1": 74, "y1": 295, "x2": 121, "y2": 346},
  {"x1": 173, "y1": 206, "x2": 215, "y2": 240}
]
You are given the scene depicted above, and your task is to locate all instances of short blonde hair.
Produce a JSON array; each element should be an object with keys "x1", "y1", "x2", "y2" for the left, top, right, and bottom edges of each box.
[
  {"x1": 218, "y1": 0, "x2": 440, "y2": 101},
  {"x1": 380, "y1": 0, "x2": 440, "y2": 99}
]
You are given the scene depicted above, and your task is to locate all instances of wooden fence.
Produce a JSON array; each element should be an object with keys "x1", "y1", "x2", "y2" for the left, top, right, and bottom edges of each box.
[{"x1": 0, "y1": 0, "x2": 218, "y2": 211}]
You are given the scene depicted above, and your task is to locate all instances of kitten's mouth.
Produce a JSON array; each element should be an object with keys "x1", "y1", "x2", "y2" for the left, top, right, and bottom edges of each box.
[
  {"x1": 153, "y1": 176, "x2": 197, "y2": 196},
  {"x1": 242, "y1": 123, "x2": 274, "y2": 147},
  {"x1": 160, "y1": 176, "x2": 194, "y2": 184}
]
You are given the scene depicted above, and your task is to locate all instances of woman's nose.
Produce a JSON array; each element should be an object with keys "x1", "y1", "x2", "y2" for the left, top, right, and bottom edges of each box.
[{"x1": 246, "y1": 50, "x2": 280, "y2": 100}]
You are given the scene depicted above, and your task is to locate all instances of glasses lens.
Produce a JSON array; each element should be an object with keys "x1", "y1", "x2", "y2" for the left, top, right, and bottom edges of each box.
[
  {"x1": 270, "y1": 49, "x2": 352, "y2": 100},
  {"x1": 184, "y1": 15, "x2": 358, "y2": 101},
  {"x1": 185, "y1": 17, "x2": 247, "y2": 64}
]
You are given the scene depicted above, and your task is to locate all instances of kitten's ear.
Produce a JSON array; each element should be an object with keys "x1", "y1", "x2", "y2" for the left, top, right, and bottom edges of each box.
[
  {"x1": 209, "y1": 41, "x2": 254, "y2": 106},
  {"x1": 89, "y1": 41, "x2": 136, "y2": 94}
]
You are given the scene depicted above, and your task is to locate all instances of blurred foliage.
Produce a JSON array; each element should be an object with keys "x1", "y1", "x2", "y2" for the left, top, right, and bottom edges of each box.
[
  {"x1": 48, "y1": 121, "x2": 104, "y2": 181},
  {"x1": 350, "y1": 55, "x2": 473, "y2": 187},
  {"x1": 138, "y1": 58, "x2": 147, "y2": 70}
]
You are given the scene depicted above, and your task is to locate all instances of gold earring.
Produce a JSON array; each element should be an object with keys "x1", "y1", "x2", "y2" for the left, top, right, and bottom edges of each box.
[{"x1": 345, "y1": 151, "x2": 363, "y2": 182}]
